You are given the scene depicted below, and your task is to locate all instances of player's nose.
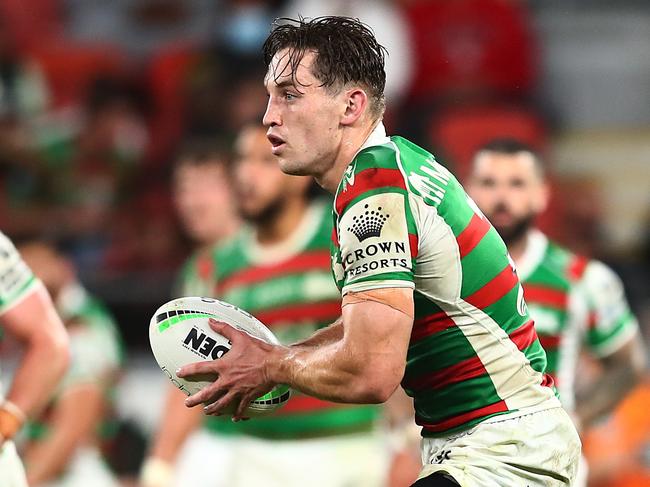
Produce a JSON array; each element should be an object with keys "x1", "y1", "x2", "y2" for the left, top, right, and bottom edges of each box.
[{"x1": 262, "y1": 98, "x2": 281, "y2": 127}]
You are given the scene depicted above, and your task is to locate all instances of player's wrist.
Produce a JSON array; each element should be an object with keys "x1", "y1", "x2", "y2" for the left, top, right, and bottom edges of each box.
[
  {"x1": 264, "y1": 344, "x2": 292, "y2": 384},
  {"x1": 140, "y1": 456, "x2": 173, "y2": 487},
  {"x1": 0, "y1": 400, "x2": 26, "y2": 442}
]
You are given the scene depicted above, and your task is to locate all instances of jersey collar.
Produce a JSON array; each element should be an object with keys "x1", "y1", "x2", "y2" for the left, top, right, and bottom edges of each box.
[
  {"x1": 244, "y1": 200, "x2": 326, "y2": 265},
  {"x1": 515, "y1": 229, "x2": 549, "y2": 281},
  {"x1": 359, "y1": 121, "x2": 390, "y2": 152}
]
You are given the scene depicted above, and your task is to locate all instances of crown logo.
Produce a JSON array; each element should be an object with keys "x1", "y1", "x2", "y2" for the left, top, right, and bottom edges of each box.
[{"x1": 347, "y1": 204, "x2": 390, "y2": 242}]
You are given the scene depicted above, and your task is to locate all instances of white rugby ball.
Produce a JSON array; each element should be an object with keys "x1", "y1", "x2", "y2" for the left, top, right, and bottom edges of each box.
[{"x1": 149, "y1": 296, "x2": 290, "y2": 417}]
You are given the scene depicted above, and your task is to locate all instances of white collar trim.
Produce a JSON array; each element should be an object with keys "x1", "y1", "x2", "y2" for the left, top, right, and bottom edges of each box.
[{"x1": 515, "y1": 229, "x2": 548, "y2": 281}]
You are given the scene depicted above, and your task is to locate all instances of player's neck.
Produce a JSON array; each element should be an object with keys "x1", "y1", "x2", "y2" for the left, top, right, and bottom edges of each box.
[
  {"x1": 316, "y1": 120, "x2": 380, "y2": 193},
  {"x1": 198, "y1": 214, "x2": 240, "y2": 252},
  {"x1": 507, "y1": 231, "x2": 532, "y2": 266},
  {"x1": 256, "y1": 197, "x2": 309, "y2": 245}
]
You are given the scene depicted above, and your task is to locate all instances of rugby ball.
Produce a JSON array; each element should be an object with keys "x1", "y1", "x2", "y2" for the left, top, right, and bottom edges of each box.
[{"x1": 149, "y1": 296, "x2": 290, "y2": 416}]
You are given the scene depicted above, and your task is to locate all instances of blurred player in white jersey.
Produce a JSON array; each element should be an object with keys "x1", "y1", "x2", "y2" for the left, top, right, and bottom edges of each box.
[
  {"x1": 19, "y1": 241, "x2": 123, "y2": 487},
  {"x1": 0, "y1": 232, "x2": 69, "y2": 487},
  {"x1": 467, "y1": 138, "x2": 646, "y2": 486}
]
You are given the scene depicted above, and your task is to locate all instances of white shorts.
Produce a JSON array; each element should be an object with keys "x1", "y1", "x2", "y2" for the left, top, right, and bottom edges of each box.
[
  {"x1": 41, "y1": 447, "x2": 119, "y2": 487},
  {"x1": 0, "y1": 441, "x2": 28, "y2": 487},
  {"x1": 418, "y1": 407, "x2": 581, "y2": 486},
  {"x1": 173, "y1": 429, "x2": 388, "y2": 487}
]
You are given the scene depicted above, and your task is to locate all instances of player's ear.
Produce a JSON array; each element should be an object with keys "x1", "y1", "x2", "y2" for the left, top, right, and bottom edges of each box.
[
  {"x1": 341, "y1": 88, "x2": 369, "y2": 126},
  {"x1": 534, "y1": 180, "x2": 551, "y2": 214}
]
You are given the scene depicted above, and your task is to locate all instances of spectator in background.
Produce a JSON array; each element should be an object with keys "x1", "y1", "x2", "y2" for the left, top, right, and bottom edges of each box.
[
  {"x1": 467, "y1": 139, "x2": 646, "y2": 487},
  {"x1": 19, "y1": 241, "x2": 123, "y2": 487},
  {"x1": 0, "y1": 232, "x2": 69, "y2": 487}
]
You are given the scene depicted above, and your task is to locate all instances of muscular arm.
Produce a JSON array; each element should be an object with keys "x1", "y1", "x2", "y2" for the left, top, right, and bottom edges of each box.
[
  {"x1": 575, "y1": 335, "x2": 646, "y2": 430},
  {"x1": 180, "y1": 288, "x2": 414, "y2": 416},
  {"x1": 1, "y1": 285, "x2": 69, "y2": 418},
  {"x1": 290, "y1": 317, "x2": 343, "y2": 349},
  {"x1": 24, "y1": 383, "x2": 105, "y2": 485}
]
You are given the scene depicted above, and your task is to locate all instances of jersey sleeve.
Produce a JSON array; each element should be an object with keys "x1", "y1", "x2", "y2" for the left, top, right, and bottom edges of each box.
[
  {"x1": 580, "y1": 260, "x2": 639, "y2": 358},
  {"x1": 0, "y1": 232, "x2": 39, "y2": 315},
  {"x1": 333, "y1": 162, "x2": 419, "y2": 296}
]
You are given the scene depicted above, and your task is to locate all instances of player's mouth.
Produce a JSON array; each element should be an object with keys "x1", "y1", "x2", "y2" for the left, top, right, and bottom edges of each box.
[{"x1": 267, "y1": 133, "x2": 286, "y2": 155}]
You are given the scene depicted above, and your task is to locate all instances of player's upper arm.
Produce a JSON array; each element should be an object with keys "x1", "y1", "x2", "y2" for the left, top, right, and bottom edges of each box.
[
  {"x1": 340, "y1": 288, "x2": 414, "y2": 403},
  {"x1": 332, "y1": 162, "x2": 419, "y2": 296},
  {"x1": 0, "y1": 233, "x2": 67, "y2": 347},
  {"x1": 581, "y1": 260, "x2": 640, "y2": 358}
]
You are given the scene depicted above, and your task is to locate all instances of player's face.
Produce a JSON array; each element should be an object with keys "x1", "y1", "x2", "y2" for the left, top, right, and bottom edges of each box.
[
  {"x1": 263, "y1": 49, "x2": 346, "y2": 178},
  {"x1": 172, "y1": 161, "x2": 232, "y2": 245},
  {"x1": 468, "y1": 151, "x2": 548, "y2": 244},
  {"x1": 232, "y1": 126, "x2": 310, "y2": 222}
]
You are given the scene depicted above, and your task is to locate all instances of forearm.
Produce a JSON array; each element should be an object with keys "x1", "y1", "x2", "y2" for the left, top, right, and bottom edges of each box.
[
  {"x1": 290, "y1": 318, "x2": 343, "y2": 349},
  {"x1": 6, "y1": 332, "x2": 68, "y2": 417},
  {"x1": 25, "y1": 385, "x2": 104, "y2": 485},
  {"x1": 149, "y1": 386, "x2": 202, "y2": 462},
  {"x1": 3, "y1": 288, "x2": 69, "y2": 418},
  {"x1": 575, "y1": 363, "x2": 640, "y2": 428}
]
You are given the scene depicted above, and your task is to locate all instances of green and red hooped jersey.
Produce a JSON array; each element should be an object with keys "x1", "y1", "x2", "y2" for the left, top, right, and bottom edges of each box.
[
  {"x1": 179, "y1": 201, "x2": 380, "y2": 439},
  {"x1": 0, "y1": 231, "x2": 39, "y2": 316},
  {"x1": 517, "y1": 230, "x2": 639, "y2": 413},
  {"x1": 331, "y1": 124, "x2": 559, "y2": 437}
]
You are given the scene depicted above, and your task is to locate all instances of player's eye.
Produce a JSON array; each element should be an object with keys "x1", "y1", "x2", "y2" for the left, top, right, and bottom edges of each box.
[{"x1": 284, "y1": 92, "x2": 297, "y2": 101}]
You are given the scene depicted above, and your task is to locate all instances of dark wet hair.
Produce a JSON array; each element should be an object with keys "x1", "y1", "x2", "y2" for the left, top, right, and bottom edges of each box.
[
  {"x1": 476, "y1": 138, "x2": 545, "y2": 177},
  {"x1": 262, "y1": 16, "x2": 387, "y2": 118}
]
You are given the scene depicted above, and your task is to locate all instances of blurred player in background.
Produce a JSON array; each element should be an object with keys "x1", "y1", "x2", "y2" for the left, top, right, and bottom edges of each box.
[
  {"x1": 467, "y1": 138, "x2": 646, "y2": 486},
  {"x1": 0, "y1": 232, "x2": 69, "y2": 487},
  {"x1": 171, "y1": 141, "x2": 240, "y2": 297},
  {"x1": 141, "y1": 124, "x2": 387, "y2": 487},
  {"x1": 19, "y1": 241, "x2": 123, "y2": 487}
]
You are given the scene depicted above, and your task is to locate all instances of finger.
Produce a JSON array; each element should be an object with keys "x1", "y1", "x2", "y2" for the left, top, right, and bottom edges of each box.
[
  {"x1": 233, "y1": 392, "x2": 257, "y2": 420},
  {"x1": 208, "y1": 318, "x2": 241, "y2": 342},
  {"x1": 203, "y1": 390, "x2": 239, "y2": 416},
  {"x1": 184, "y1": 380, "x2": 227, "y2": 408},
  {"x1": 177, "y1": 360, "x2": 220, "y2": 378}
]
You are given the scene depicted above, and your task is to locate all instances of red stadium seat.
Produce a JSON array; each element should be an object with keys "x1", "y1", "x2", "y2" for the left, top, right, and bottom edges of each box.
[
  {"x1": 430, "y1": 104, "x2": 546, "y2": 181},
  {"x1": 0, "y1": 0, "x2": 63, "y2": 52},
  {"x1": 402, "y1": 0, "x2": 537, "y2": 102},
  {"x1": 145, "y1": 43, "x2": 199, "y2": 163},
  {"x1": 29, "y1": 42, "x2": 128, "y2": 107}
]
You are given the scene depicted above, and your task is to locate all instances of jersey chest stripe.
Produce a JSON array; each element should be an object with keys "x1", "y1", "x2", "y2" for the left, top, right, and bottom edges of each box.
[
  {"x1": 218, "y1": 250, "x2": 331, "y2": 293},
  {"x1": 278, "y1": 395, "x2": 353, "y2": 414},
  {"x1": 508, "y1": 319, "x2": 538, "y2": 351},
  {"x1": 335, "y1": 168, "x2": 405, "y2": 215},
  {"x1": 523, "y1": 284, "x2": 568, "y2": 310},
  {"x1": 409, "y1": 233, "x2": 419, "y2": 258},
  {"x1": 410, "y1": 312, "x2": 455, "y2": 342},
  {"x1": 417, "y1": 399, "x2": 508, "y2": 433},
  {"x1": 403, "y1": 355, "x2": 487, "y2": 391},
  {"x1": 568, "y1": 255, "x2": 589, "y2": 279},
  {"x1": 457, "y1": 213, "x2": 491, "y2": 258},
  {"x1": 253, "y1": 300, "x2": 341, "y2": 326},
  {"x1": 464, "y1": 264, "x2": 519, "y2": 309}
]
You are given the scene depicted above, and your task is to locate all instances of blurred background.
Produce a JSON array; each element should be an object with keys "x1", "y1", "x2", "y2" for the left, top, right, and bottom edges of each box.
[{"x1": 1, "y1": 0, "x2": 649, "y2": 485}]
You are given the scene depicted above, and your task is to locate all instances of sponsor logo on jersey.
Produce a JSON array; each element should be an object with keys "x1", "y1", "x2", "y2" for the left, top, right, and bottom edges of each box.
[
  {"x1": 347, "y1": 203, "x2": 389, "y2": 242},
  {"x1": 339, "y1": 193, "x2": 411, "y2": 281},
  {"x1": 183, "y1": 326, "x2": 230, "y2": 360}
]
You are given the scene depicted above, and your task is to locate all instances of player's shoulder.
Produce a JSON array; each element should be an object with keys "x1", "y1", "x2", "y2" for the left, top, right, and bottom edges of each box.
[
  {"x1": 0, "y1": 231, "x2": 19, "y2": 263},
  {"x1": 538, "y1": 237, "x2": 589, "y2": 282}
]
